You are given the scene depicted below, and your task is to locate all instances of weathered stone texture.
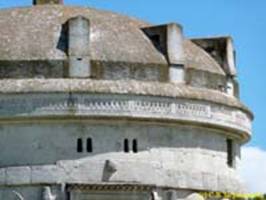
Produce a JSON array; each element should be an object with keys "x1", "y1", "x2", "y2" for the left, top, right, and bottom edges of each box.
[
  {"x1": 0, "y1": 1, "x2": 253, "y2": 199},
  {"x1": 0, "y1": 5, "x2": 228, "y2": 82},
  {"x1": 0, "y1": 79, "x2": 253, "y2": 116},
  {"x1": 6, "y1": 167, "x2": 31, "y2": 185},
  {"x1": 0, "y1": 168, "x2": 6, "y2": 185}
]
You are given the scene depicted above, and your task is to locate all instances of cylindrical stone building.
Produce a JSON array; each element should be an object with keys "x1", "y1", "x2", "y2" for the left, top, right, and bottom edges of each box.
[{"x1": 0, "y1": 0, "x2": 253, "y2": 199}]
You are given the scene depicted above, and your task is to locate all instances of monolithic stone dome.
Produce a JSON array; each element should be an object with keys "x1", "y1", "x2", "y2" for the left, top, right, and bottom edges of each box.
[
  {"x1": 0, "y1": 1, "x2": 253, "y2": 200},
  {"x1": 0, "y1": 5, "x2": 223, "y2": 74}
]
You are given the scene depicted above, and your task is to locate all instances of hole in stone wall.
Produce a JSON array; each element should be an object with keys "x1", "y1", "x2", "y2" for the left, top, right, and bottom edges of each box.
[
  {"x1": 132, "y1": 139, "x2": 138, "y2": 153},
  {"x1": 87, "y1": 138, "x2": 93, "y2": 153},
  {"x1": 124, "y1": 139, "x2": 129, "y2": 153},
  {"x1": 77, "y1": 58, "x2": 83, "y2": 61},
  {"x1": 77, "y1": 138, "x2": 83, "y2": 153}
]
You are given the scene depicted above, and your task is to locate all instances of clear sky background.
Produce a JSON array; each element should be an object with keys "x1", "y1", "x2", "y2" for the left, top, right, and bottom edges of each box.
[{"x1": 0, "y1": 0, "x2": 266, "y2": 192}]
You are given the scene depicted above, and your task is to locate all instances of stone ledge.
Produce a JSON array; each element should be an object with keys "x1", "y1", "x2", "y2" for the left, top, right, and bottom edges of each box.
[
  {"x1": 0, "y1": 168, "x2": 6, "y2": 185},
  {"x1": 0, "y1": 92, "x2": 252, "y2": 140},
  {"x1": 0, "y1": 79, "x2": 252, "y2": 118},
  {"x1": 0, "y1": 161, "x2": 245, "y2": 193},
  {"x1": 31, "y1": 165, "x2": 65, "y2": 183},
  {"x1": 6, "y1": 166, "x2": 31, "y2": 185}
]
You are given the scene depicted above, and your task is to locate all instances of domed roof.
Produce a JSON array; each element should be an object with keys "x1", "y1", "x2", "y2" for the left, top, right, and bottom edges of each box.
[{"x1": 0, "y1": 5, "x2": 224, "y2": 75}]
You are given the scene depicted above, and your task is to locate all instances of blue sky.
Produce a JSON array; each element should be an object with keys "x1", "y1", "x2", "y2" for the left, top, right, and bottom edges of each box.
[{"x1": 1, "y1": 0, "x2": 265, "y2": 150}]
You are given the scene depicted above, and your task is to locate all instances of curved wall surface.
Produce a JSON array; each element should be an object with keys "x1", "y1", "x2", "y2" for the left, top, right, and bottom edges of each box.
[
  {"x1": 0, "y1": 88, "x2": 249, "y2": 194},
  {"x1": 0, "y1": 1, "x2": 253, "y2": 198},
  {"x1": 0, "y1": 120, "x2": 243, "y2": 191}
]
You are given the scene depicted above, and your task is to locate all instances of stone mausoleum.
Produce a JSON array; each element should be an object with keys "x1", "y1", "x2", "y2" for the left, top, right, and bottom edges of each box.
[{"x1": 0, "y1": 0, "x2": 253, "y2": 199}]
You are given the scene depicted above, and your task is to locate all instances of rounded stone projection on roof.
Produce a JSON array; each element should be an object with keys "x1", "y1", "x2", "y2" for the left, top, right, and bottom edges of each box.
[{"x1": 0, "y1": 0, "x2": 252, "y2": 200}]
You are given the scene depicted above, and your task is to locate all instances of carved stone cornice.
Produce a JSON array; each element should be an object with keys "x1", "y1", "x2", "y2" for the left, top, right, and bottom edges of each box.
[
  {"x1": 0, "y1": 79, "x2": 252, "y2": 117},
  {"x1": 0, "y1": 92, "x2": 251, "y2": 140}
]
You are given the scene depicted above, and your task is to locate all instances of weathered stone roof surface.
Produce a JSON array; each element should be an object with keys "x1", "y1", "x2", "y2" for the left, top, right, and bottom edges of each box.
[
  {"x1": 0, "y1": 79, "x2": 252, "y2": 118},
  {"x1": 0, "y1": 5, "x2": 224, "y2": 75},
  {"x1": 184, "y1": 40, "x2": 225, "y2": 74}
]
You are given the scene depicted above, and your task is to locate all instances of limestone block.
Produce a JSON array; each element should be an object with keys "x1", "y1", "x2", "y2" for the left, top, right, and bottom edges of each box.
[
  {"x1": 217, "y1": 175, "x2": 231, "y2": 192},
  {"x1": 68, "y1": 56, "x2": 91, "y2": 78},
  {"x1": 167, "y1": 23, "x2": 184, "y2": 65},
  {"x1": 6, "y1": 167, "x2": 31, "y2": 185},
  {"x1": 68, "y1": 16, "x2": 91, "y2": 78},
  {"x1": 174, "y1": 170, "x2": 187, "y2": 188},
  {"x1": 0, "y1": 168, "x2": 6, "y2": 185},
  {"x1": 202, "y1": 172, "x2": 217, "y2": 191},
  {"x1": 31, "y1": 165, "x2": 66, "y2": 184},
  {"x1": 169, "y1": 64, "x2": 185, "y2": 83},
  {"x1": 60, "y1": 160, "x2": 104, "y2": 183},
  {"x1": 186, "y1": 172, "x2": 203, "y2": 189},
  {"x1": 102, "y1": 159, "x2": 163, "y2": 185}
]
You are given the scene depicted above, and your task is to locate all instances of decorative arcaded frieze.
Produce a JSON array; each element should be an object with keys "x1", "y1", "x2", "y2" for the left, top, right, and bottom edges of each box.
[
  {"x1": 0, "y1": 80, "x2": 252, "y2": 115},
  {"x1": 0, "y1": 93, "x2": 251, "y2": 137}
]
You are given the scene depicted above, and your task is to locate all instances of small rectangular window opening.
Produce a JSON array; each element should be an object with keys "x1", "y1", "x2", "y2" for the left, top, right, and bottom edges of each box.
[
  {"x1": 77, "y1": 138, "x2": 83, "y2": 153},
  {"x1": 124, "y1": 139, "x2": 129, "y2": 153},
  {"x1": 87, "y1": 138, "x2": 93, "y2": 153},
  {"x1": 227, "y1": 138, "x2": 234, "y2": 168},
  {"x1": 132, "y1": 139, "x2": 138, "y2": 153}
]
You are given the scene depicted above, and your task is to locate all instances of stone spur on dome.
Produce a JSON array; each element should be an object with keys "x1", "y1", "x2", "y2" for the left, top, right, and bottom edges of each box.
[{"x1": 0, "y1": 0, "x2": 253, "y2": 199}]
